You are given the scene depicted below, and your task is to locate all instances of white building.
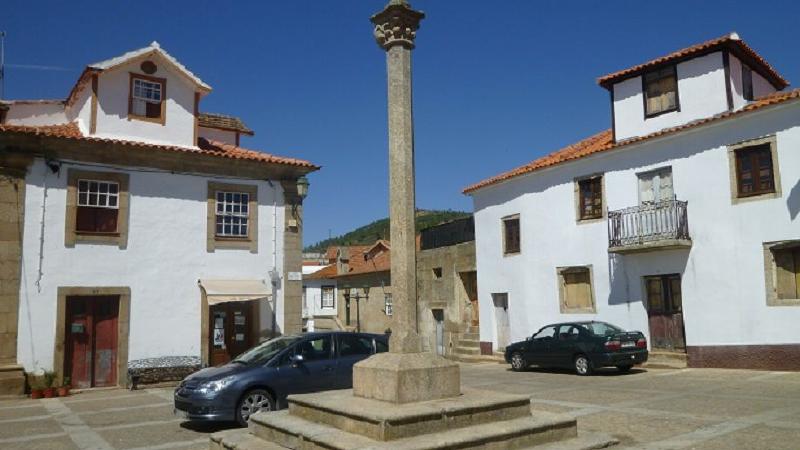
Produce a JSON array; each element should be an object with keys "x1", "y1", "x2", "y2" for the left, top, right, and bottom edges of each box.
[
  {"x1": 464, "y1": 33, "x2": 800, "y2": 370},
  {"x1": 301, "y1": 258, "x2": 339, "y2": 332},
  {"x1": 0, "y1": 42, "x2": 318, "y2": 391}
]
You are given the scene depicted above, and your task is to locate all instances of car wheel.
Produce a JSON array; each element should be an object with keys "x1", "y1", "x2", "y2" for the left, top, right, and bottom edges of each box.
[
  {"x1": 510, "y1": 352, "x2": 527, "y2": 372},
  {"x1": 574, "y1": 354, "x2": 593, "y2": 376},
  {"x1": 616, "y1": 364, "x2": 632, "y2": 373},
  {"x1": 236, "y1": 389, "x2": 274, "y2": 427}
]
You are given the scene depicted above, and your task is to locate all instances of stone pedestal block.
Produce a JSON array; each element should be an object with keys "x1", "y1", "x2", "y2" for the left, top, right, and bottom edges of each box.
[
  {"x1": 352, "y1": 352, "x2": 460, "y2": 403},
  {"x1": 0, "y1": 364, "x2": 26, "y2": 396}
]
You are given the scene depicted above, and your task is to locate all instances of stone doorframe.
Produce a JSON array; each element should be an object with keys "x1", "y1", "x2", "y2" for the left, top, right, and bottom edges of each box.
[
  {"x1": 199, "y1": 291, "x2": 262, "y2": 367},
  {"x1": 54, "y1": 287, "x2": 131, "y2": 387}
]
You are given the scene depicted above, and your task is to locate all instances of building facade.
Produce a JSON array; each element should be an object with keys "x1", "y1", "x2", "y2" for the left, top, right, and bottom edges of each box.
[
  {"x1": 464, "y1": 33, "x2": 800, "y2": 370},
  {"x1": 0, "y1": 43, "x2": 318, "y2": 392},
  {"x1": 417, "y1": 217, "x2": 480, "y2": 359}
]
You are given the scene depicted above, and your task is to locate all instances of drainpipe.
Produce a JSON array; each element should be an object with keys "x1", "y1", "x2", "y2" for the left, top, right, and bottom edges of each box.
[{"x1": 267, "y1": 180, "x2": 279, "y2": 337}]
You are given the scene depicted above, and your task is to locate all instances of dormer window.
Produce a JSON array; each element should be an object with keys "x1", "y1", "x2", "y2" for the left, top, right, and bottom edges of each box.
[
  {"x1": 643, "y1": 66, "x2": 679, "y2": 117},
  {"x1": 129, "y1": 74, "x2": 166, "y2": 124},
  {"x1": 742, "y1": 66, "x2": 754, "y2": 101}
]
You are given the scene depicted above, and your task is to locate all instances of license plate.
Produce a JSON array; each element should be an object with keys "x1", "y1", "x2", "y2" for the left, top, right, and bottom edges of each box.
[
  {"x1": 621, "y1": 342, "x2": 636, "y2": 348},
  {"x1": 173, "y1": 408, "x2": 188, "y2": 419}
]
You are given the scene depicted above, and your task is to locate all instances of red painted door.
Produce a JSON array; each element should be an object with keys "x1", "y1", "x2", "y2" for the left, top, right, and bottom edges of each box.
[{"x1": 66, "y1": 296, "x2": 119, "y2": 388}]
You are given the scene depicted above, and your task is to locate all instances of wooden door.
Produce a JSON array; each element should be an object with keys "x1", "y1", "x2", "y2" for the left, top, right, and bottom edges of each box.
[
  {"x1": 209, "y1": 302, "x2": 256, "y2": 366},
  {"x1": 492, "y1": 293, "x2": 510, "y2": 351},
  {"x1": 644, "y1": 275, "x2": 685, "y2": 351},
  {"x1": 65, "y1": 296, "x2": 119, "y2": 388},
  {"x1": 432, "y1": 309, "x2": 445, "y2": 356},
  {"x1": 461, "y1": 271, "x2": 479, "y2": 326}
]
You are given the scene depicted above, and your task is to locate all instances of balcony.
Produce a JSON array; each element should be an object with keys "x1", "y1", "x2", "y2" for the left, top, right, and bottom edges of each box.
[{"x1": 608, "y1": 199, "x2": 691, "y2": 254}]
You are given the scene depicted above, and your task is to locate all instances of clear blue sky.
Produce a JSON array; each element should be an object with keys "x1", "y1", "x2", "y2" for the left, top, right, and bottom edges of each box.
[{"x1": 5, "y1": 1, "x2": 799, "y2": 247}]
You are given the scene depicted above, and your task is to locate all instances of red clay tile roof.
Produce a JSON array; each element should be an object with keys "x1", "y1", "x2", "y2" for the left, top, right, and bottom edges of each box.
[
  {"x1": 597, "y1": 33, "x2": 789, "y2": 90},
  {"x1": 304, "y1": 264, "x2": 338, "y2": 280},
  {"x1": 0, "y1": 122, "x2": 319, "y2": 170},
  {"x1": 344, "y1": 244, "x2": 390, "y2": 276},
  {"x1": 198, "y1": 112, "x2": 254, "y2": 136},
  {"x1": 463, "y1": 88, "x2": 800, "y2": 194}
]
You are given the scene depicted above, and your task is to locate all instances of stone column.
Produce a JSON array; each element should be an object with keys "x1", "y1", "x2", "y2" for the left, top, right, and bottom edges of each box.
[
  {"x1": 281, "y1": 180, "x2": 303, "y2": 336},
  {"x1": 0, "y1": 153, "x2": 31, "y2": 395},
  {"x1": 352, "y1": 0, "x2": 460, "y2": 404},
  {"x1": 373, "y1": 0, "x2": 424, "y2": 354}
]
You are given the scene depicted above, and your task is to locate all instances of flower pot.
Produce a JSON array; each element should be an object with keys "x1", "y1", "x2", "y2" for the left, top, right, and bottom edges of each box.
[
  {"x1": 43, "y1": 388, "x2": 55, "y2": 398},
  {"x1": 57, "y1": 386, "x2": 70, "y2": 397},
  {"x1": 30, "y1": 389, "x2": 43, "y2": 399}
]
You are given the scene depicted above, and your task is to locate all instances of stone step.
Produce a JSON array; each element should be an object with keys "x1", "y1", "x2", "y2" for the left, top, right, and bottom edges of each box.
[
  {"x1": 454, "y1": 346, "x2": 481, "y2": 356},
  {"x1": 283, "y1": 388, "x2": 531, "y2": 441},
  {"x1": 250, "y1": 409, "x2": 578, "y2": 450},
  {"x1": 644, "y1": 350, "x2": 688, "y2": 369},
  {"x1": 457, "y1": 338, "x2": 480, "y2": 347},
  {"x1": 210, "y1": 429, "x2": 286, "y2": 450},
  {"x1": 460, "y1": 332, "x2": 480, "y2": 341},
  {"x1": 450, "y1": 353, "x2": 505, "y2": 364},
  {"x1": 465, "y1": 326, "x2": 480, "y2": 334}
]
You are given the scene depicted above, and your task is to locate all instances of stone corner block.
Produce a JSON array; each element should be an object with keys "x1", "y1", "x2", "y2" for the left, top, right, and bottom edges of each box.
[{"x1": 352, "y1": 352, "x2": 460, "y2": 403}]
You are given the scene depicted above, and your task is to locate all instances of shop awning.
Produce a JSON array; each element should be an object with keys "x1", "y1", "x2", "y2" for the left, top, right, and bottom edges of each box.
[{"x1": 198, "y1": 279, "x2": 271, "y2": 305}]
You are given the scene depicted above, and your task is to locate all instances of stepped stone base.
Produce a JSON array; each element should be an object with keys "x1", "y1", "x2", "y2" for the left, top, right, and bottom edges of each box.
[
  {"x1": 210, "y1": 388, "x2": 617, "y2": 450},
  {"x1": 353, "y1": 351, "x2": 460, "y2": 404},
  {"x1": 0, "y1": 364, "x2": 26, "y2": 396}
]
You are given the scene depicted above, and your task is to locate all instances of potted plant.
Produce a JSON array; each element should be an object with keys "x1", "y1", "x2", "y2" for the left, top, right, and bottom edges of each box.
[
  {"x1": 29, "y1": 377, "x2": 44, "y2": 399},
  {"x1": 57, "y1": 376, "x2": 71, "y2": 397},
  {"x1": 42, "y1": 371, "x2": 56, "y2": 398}
]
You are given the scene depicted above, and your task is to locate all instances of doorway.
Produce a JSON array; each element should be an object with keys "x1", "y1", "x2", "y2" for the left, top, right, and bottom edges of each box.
[
  {"x1": 65, "y1": 296, "x2": 120, "y2": 388},
  {"x1": 432, "y1": 309, "x2": 445, "y2": 356},
  {"x1": 644, "y1": 274, "x2": 686, "y2": 351},
  {"x1": 460, "y1": 271, "x2": 479, "y2": 326},
  {"x1": 492, "y1": 293, "x2": 510, "y2": 351},
  {"x1": 209, "y1": 301, "x2": 257, "y2": 366}
]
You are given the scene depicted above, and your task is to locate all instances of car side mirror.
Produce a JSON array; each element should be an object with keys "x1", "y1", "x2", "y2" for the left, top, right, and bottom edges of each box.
[{"x1": 290, "y1": 354, "x2": 304, "y2": 366}]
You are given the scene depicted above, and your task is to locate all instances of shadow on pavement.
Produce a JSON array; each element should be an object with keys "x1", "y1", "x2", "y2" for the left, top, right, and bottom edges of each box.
[
  {"x1": 505, "y1": 367, "x2": 648, "y2": 377},
  {"x1": 179, "y1": 421, "x2": 240, "y2": 433}
]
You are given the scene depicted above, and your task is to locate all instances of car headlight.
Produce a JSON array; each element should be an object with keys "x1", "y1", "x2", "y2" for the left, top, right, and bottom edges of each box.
[{"x1": 197, "y1": 376, "x2": 236, "y2": 395}]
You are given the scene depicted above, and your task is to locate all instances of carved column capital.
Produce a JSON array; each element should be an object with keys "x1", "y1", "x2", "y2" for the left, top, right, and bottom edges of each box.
[{"x1": 370, "y1": 1, "x2": 425, "y2": 50}]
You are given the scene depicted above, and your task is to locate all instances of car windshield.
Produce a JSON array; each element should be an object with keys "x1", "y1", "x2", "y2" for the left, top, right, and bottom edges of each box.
[
  {"x1": 233, "y1": 336, "x2": 301, "y2": 365},
  {"x1": 584, "y1": 322, "x2": 623, "y2": 336}
]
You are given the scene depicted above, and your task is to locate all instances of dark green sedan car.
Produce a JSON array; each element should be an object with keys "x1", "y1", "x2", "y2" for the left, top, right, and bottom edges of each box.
[{"x1": 504, "y1": 321, "x2": 648, "y2": 375}]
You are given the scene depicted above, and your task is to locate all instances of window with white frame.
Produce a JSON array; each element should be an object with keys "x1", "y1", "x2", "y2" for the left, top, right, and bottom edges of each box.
[
  {"x1": 130, "y1": 76, "x2": 164, "y2": 119},
  {"x1": 321, "y1": 286, "x2": 335, "y2": 309},
  {"x1": 384, "y1": 294, "x2": 393, "y2": 316},
  {"x1": 215, "y1": 191, "x2": 250, "y2": 238},
  {"x1": 76, "y1": 179, "x2": 120, "y2": 233}
]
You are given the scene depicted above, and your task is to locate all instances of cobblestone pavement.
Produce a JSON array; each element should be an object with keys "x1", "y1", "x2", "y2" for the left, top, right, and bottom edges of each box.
[{"x1": 1, "y1": 364, "x2": 799, "y2": 449}]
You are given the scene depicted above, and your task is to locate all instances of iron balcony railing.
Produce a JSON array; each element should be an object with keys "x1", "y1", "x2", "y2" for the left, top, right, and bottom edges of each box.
[{"x1": 608, "y1": 199, "x2": 690, "y2": 249}]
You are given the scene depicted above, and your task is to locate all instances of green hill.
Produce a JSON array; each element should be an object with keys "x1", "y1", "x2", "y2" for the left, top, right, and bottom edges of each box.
[{"x1": 304, "y1": 209, "x2": 470, "y2": 253}]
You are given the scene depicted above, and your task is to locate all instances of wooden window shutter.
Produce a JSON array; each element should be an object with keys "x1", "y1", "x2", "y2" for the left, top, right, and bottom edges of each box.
[
  {"x1": 564, "y1": 269, "x2": 591, "y2": 309},
  {"x1": 774, "y1": 248, "x2": 799, "y2": 299}
]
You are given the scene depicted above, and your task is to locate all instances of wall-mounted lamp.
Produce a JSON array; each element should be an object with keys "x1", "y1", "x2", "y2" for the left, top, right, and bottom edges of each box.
[{"x1": 296, "y1": 176, "x2": 310, "y2": 202}]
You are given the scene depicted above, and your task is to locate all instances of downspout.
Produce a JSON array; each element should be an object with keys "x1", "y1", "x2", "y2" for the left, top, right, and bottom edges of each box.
[
  {"x1": 35, "y1": 164, "x2": 50, "y2": 292},
  {"x1": 267, "y1": 180, "x2": 279, "y2": 337}
]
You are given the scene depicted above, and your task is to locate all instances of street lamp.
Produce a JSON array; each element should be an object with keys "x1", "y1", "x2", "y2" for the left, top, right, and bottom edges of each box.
[{"x1": 296, "y1": 176, "x2": 310, "y2": 202}]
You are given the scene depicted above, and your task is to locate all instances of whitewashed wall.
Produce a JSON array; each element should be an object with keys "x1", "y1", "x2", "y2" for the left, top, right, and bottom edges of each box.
[
  {"x1": 198, "y1": 127, "x2": 238, "y2": 145},
  {"x1": 17, "y1": 159, "x2": 286, "y2": 372},
  {"x1": 613, "y1": 52, "x2": 730, "y2": 141},
  {"x1": 302, "y1": 265, "x2": 338, "y2": 319},
  {"x1": 728, "y1": 55, "x2": 776, "y2": 111},
  {"x1": 83, "y1": 55, "x2": 197, "y2": 147},
  {"x1": 472, "y1": 101, "x2": 800, "y2": 350},
  {"x1": 5, "y1": 103, "x2": 67, "y2": 126}
]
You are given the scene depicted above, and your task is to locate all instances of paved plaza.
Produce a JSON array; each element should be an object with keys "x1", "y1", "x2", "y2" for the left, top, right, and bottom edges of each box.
[{"x1": 1, "y1": 364, "x2": 799, "y2": 449}]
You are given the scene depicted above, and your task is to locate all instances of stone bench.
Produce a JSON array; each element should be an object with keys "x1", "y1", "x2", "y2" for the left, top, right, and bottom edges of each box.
[{"x1": 127, "y1": 356, "x2": 201, "y2": 390}]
